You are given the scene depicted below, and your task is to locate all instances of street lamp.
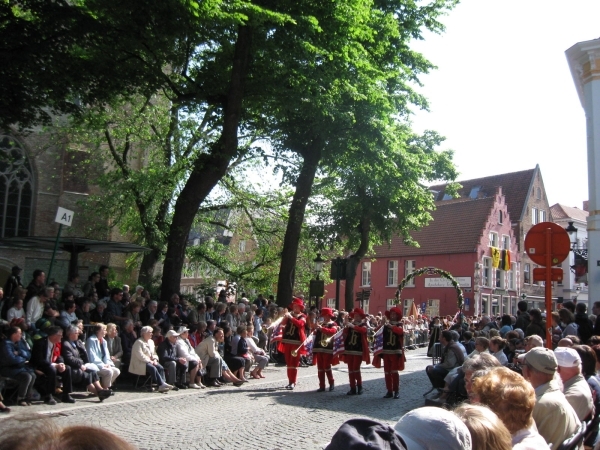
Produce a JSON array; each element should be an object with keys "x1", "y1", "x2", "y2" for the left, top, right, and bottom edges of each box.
[
  {"x1": 314, "y1": 253, "x2": 325, "y2": 279},
  {"x1": 565, "y1": 221, "x2": 578, "y2": 250}
]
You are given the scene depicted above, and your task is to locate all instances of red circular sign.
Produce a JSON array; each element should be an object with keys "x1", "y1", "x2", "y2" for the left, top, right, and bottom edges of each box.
[{"x1": 524, "y1": 222, "x2": 571, "y2": 266}]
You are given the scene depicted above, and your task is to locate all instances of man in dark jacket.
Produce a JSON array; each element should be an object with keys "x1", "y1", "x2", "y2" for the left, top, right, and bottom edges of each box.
[
  {"x1": 24, "y1": 269, "x2": 46, "y2": 306},
  {"x1": 593, "y1": 302, "x2": 600, "y2": 337},
  {"x1": 119, "y1": 320, "x2": 137, "y2": 368},
  {"x1": 3, "y1": 265, "x2": 22, "y2": 301},
  {"x1": 514, "y1": 300, "x2": 531, "y2": 332},
  {"x1": 157, "y1": 330, "x2": 186, "y2": 389},
  {"x1": 31, "y1": 326, "x2": 75, "y2": 405},
  {"x1": 574, "y1": 302, "x2": 594, "y2": 344}
]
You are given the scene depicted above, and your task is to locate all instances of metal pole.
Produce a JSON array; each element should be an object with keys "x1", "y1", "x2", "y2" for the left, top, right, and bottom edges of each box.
[
  {"x1": 335, "y1": 257, "x2": 341, "y2": 311},
  {"x1": 545, "y1": 227, "x2": 553, "y2": 350},
  {"x1": 47, "y1": 224, "x2": 63, "y2": 283}
]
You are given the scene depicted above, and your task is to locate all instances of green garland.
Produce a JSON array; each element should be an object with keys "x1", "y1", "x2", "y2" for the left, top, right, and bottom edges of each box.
[{"x1": 395, "y1": 267, "x2": 464, "y2": 310}]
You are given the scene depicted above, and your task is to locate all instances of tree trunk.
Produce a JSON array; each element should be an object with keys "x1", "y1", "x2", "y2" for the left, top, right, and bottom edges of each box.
[
  {"x1": 344, "y1": 213, "x2": 371, "y2": 311},
  {"x1": 276, "y1": 145, "x2": 322, "y2": 306},
  {"x1": 160, "y1": 25, "x2": 252, "y2": 303},
  {"x1": 138, "y1": 248, "x2": 161, "y2": 288}
]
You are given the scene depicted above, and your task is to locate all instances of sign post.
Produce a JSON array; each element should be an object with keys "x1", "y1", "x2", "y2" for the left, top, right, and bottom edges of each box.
[
  {"x1": 47, "y1": 207, "x2": 75, "y2": 282},
  {"x1": 524, "y1": 222, "x2": 570, "y2": 349}
]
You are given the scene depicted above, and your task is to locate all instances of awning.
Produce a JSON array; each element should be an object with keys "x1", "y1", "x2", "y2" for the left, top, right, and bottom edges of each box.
[{"x1": 0, "y1": 236, "x2": 150, "y2": 279}]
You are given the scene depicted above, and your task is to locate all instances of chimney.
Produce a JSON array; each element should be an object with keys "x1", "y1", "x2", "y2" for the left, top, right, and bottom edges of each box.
[{"x1": 583, "y1": 200, "x2": 589, "y2": 211}]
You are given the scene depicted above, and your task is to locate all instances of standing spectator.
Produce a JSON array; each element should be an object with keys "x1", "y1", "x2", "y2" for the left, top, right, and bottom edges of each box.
[
  {"x1": 558, "y1": 308, "x2": 579, "y2": 339},
  {"x1": 518, "y1": 347, "x2": 580, "y2": 449},
  {"x1": 24, "y1": 269, "x2": 46, "y2": 306},
  {"x1": 105, "y1": 323, "x2": 123, "y2": 370},
  {"x1": 95, "y1": 265, "x2": 110, "y2": 300},
  {"x1": 3, "y1": 265, "x2": 23, "y2": 302},
  {"x1": 592, "y1": 301, "x2": 600, "y2": 337},
  {"x1": 554, "y1": 347, "x2": 594, "y2": 421},
  {"x1": 86, "y1": 324, "x2": 121, "y2": 390},
  {"x1": 514, "y1": 300, "x2": 531, "y2": 332},
  {"x1": 498, "y1": 315, "x2": 513, "y2": 338},
  {"x1": 31, "y1": 326, "x2": 75, "y2": 405},
  {"x1": 82, "y1": 272, "x2": 99, "y2": 298},
  {"x1": 106, "y1": 288, "x2": 127, "y2": 326},
  {"x1": 525, "y1": 309, "x2": 546, "y2": 340},
  {"x1": 129, "y1": 326, "x2": 172, "y2": 392},
  {"x1": 574, "y1": 303, "x2": 594, "y2": 344}
]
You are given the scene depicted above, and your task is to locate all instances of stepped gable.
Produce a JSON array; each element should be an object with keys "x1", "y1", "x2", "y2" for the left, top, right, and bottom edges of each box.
[
  {"x1": 430, "y1": 167, "x2": 535, "y2": 222},
  {"x1": 373, "y1": 196, "x2": 496, "y2": 257},
  {"x1": 550, "y1": 203, "x2": 588, "y2": 222}
]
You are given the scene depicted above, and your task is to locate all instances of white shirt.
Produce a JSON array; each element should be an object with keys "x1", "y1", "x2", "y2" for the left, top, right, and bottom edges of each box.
[
  {"x1": 26, "y1": 296, "x2": 44, "y2": 325},
  {"x1": 512, "y1": 426, "x2": 550, "y2": 450},
  {"x1": 7, "y1": 307, "x2": 24, "y2": 322},
  {"x1": 176, "y1": 338, "x2": 200, "y2": 362}
]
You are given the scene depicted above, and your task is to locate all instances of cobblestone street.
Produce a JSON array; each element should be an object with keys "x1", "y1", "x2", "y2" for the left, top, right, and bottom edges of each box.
[{"x1": 0, "y1": 348, "x2": 432, "y2": 449}]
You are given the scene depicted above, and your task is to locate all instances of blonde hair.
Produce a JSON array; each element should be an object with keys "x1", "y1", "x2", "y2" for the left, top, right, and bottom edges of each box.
[
  {"x1": 106, "y1": 323, "x2": 118, "y2": 333},
  {"x1": 453, "y1": 403, "x2": 512, "y2": 450},
  {"x1": 471, "y1": 366, "x2": 535, "y2": 434}
]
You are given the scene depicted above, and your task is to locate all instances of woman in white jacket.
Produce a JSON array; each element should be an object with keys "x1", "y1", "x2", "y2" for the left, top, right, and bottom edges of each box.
[{"x1": 128, "y1": 326, "x2": 172, "y2": 392}]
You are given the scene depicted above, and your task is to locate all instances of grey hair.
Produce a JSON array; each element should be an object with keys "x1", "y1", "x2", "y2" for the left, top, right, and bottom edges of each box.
[
  {"x1": 450, "y1": 330, "x2": 460, "y2": 342},
  {"x1": 122, "y1": 319, "x2": 133, "y2": 328},
  {"x1": 97, "y1": 301, "x2": 107, "y2": 308},
  {"x1": 462, "y1": 353, "x2": 501, "y2": 373},
  {"x1": 140, "y1": 326, "x2": 153, "y2": 335},
  {"x1": 148, "y1": 300, "x2": 158, "y2": 307},
  {"x1": 66, "y1": 325, "x2": 80, "y2": 336}
]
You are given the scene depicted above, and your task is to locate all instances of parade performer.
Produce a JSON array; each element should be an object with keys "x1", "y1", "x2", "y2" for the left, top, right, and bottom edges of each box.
[
  {"x1": 341, "y1": 308, "x2": 370, "y2": 395},
  {"x1": 277, "y1": 297, "x2": 307, "y2": 390},
  {"x1": 312, "y1": 307, "x2": 339, "y2": 392},
  {"x1": 373, "y1": 306, "x2": 406, "y2": 399}
]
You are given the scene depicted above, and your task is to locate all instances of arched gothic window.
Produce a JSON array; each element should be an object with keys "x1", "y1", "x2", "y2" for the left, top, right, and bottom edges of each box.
[{"x1": 0, "y1": 135, "x2": 33, "y2": 237}]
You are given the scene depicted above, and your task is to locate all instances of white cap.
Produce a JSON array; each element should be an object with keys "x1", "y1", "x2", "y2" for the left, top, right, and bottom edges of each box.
[{"x1": 554, "y1": 347, "x2": 581, "y2": 368}]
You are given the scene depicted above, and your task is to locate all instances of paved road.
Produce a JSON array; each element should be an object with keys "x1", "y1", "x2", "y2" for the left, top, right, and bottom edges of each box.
[{"x1": 0, "y1": 347, "x2": 432, "y2": 449}]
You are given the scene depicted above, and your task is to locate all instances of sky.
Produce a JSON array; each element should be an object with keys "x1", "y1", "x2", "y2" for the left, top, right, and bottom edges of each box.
[{"x1": 410, "y1": 0, "x2": 600, "y2": 210}]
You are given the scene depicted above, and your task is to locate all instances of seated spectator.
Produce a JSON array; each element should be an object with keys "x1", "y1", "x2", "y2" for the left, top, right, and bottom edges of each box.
[
  {"x1": 188, "y1": 322, "x2": 207, "y2": 348},
  {"x1": 488, "y1": 336, "x2": 508, "y2": 365},
  {"x1": 231, "y1": 325, "x2": 253, "y2": 374},
  {"x1": 75, "y1": 299, "x2": 91, "y2": 325},
  {"x1": 425, "y1": 330, "x2": 464, "y2": 390},
  {"x1": 0, "y1": 326, "x2": 36, "y2": 406},
  {"x1": 86, "y1": 324, "x2": 121, "y2": 390},
  {"x1": 393, "y1": 406, "x2": 472, "y2": 450},
  {"x1": 31, "y1": 326, "x2": 75, "y2": 405},
  {"x1": 106, "y1": 288, "x2": 127, "y2": 326},
  {"x1": 245, "y1": 325, "x2": 268, "y2": 379},
  {"x1": 26, "y1": 287, "x2": 56, "y2": 329},
  {"x1": 454, "y1": 403, "x2": 512, "y2": 450},
  {"x1": 6, "y1": 297, "x2": 25, "y2": 324},
  {"x1": 62, "y1": 326, "x2": 111, "y2": 401},
  {"x1": 120, "y1": 320, "x2": 137, "y2": 367},
  {"x1": 124, "y1": 301, "x2": 143, "y2": 330},
  {"x1": 572, "y1": 344, "x2": 600, "y2": 446},
  {"x1": 60, "y1": 300, "x2": 79, "y2": 327},
  {"x1": 462, "y1": 331, "x2": 475, "y2": 354},
  {"x1": 106, "y1": 323, "x2": 123, "y2": 370},
  {"x1": 186, "y1": 303, "x2": 204, "y2": 326},
  {"x1": 129, "y1": 326, "x2": 172, "y2": 392},
  {"x1": 195, "y1": 327, "x2": 243, "y2": 387},
  {"x1": 89, "y1": 301, "x2": 109, "y2": 324},
  {"x1": 176, "y1": 326, "x2": 204, "y2": 388},
  {"x1": 554, "y1": 346, "x2": 594, "y2": 421},
  {"x1": 152, "y1": 326, "x2": 164, "y2": 347},
  {"x1": 140, "y1": 300, "x2": 158, "y2": 326},
  {"x1": 157, "y1": 330, "x2": 186, "y2": 389},
  {"x1": 155, "y1": 302, "x2": 171, "y2": 332},
  {"x1": 223, "y1": 326, "x2": 247, "y2": 382},
  {"x1": 324, "y1": 418, "x2": 407, "y2": 450},
  {"x1": 518, "y1": 347, "x2": 580, "y2": 449},
  {"x1": 471, "y1": 366, "x2": 550, "y2": 449}
]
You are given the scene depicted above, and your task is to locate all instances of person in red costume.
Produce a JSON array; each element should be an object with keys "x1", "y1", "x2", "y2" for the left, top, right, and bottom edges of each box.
[
  {"x1": 373, "y1": 306, "x2": 406, "y2": 399},
  {"x1": 341, "y1": 308, "x2": 370, "y2": 395},
  {"x1": 278, "y1": 297, "x2": 307, "y2": 390},
  {"x1": 312, "y1": 307, "x2": 339, "y2": 392}
]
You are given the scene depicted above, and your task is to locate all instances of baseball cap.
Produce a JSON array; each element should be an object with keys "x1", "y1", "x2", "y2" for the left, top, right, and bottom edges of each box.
[
  {"x1": 165, "y1": 330, "x2": 180, "y2": 338},
  {"x1": 326, "y1": 418, "x2": 407, "y2": 450},
  {"x1": 393, "y1": 407, "x2": 472, "y2": 450},
  {"x1": 554, "y1": 347, "x2": 581, "y2": 368},
  {"x1": 518, "y1": 347, "x2": 557, "y2": 374},
  {"x1": 177, "y1": 326, "x2": 189, "y2": 334}
]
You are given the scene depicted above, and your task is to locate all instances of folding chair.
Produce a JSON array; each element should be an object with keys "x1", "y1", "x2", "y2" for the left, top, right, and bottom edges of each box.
[
  {"x1": 0, "y1": 377, "x2": 19, "y2": 404},
  {"x1": 557, "y1": 420, "x2": 587, "y2": 450},
  {"x1": 133, "y1": 374, "x2": 153, "y2": 392}
]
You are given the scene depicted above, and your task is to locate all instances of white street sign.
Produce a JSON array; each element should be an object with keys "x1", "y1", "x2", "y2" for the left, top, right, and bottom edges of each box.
[{"x1": 55, "y1": 207, "x2": 75, "y2": 227}]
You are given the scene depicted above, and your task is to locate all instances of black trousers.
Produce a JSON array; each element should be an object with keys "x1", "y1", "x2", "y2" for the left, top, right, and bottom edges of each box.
[{"x1": 37, "y1": 365, "x2": 73, "y2": 397}]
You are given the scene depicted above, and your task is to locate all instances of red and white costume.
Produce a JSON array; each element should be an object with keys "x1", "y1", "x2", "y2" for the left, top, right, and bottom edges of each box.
[
  {"x1": 277, "y1": 298, "x2": 306, "y2": 388},
  {"x1": 373, "y1": 306, "x2": 406, "y2": 398},
  {"x1": 341, "y1": 307, "x2": 370, "y2": 395},
  {"x1": 311, "y1": 308, "x2": 339, "y2": 391}
]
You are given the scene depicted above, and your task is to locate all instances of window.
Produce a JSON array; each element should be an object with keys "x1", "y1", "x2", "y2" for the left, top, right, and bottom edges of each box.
[
  {"x1": 0, "y1": 135, "x2": 33, "y2": 237},
  {"x1": 532, "y1": 207, "x2": 538, "y2": 225},
  {"x1": 403, "y1": 299, "x2": 413, "y2": 317},
  {"x1": 327, "y1": 298, "x2": 336, "y2": 309},
  {"x1": 469, "y1": 186, "x2": 481, "y2": 199},
  {"x1": 536, "y1": 187, "x2": 541, "y2": 200},
  {"x1": 361, "y1": 261, "x2": 371, "y2": 287},
  {"x1": 508, "y1": 263, "x2": 516, "y2": 290},
  {"x1": 239, "y1": 240, "x2": 246, "y2": 253},
  {"x1": 386, "y1": 299, "x2": 396, "y2": 310},
  {"x1": 404, "y1": 260, "x2": 416, "y2": 287},
  {"x1": 362, "y1": 300, "x2": 370, "y2": 314},
  {"x1": 502, "y1": 235, "x2": 510, "y2": 250},
  {"x1": 524, "y1": 263, "x2": 530, "y2": 284},
  {"x1": 495, "y1": 268, "x2": 505, "y2": 289},
  {"x1": 483, "y1": 257, "x2": 492, "y2": 287},
  {"x1": 387, "y1": 260, "x2": 398, "y2": 286},
  {"x1": 498, "y1": 210, "x2": 503, "y2": 224},
  {"x1": 539, "y1": 210, "x2": 546, "y2": 223},
  {"x1": 489, "y1": 232, "x2": 499, "y2": 248}
]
